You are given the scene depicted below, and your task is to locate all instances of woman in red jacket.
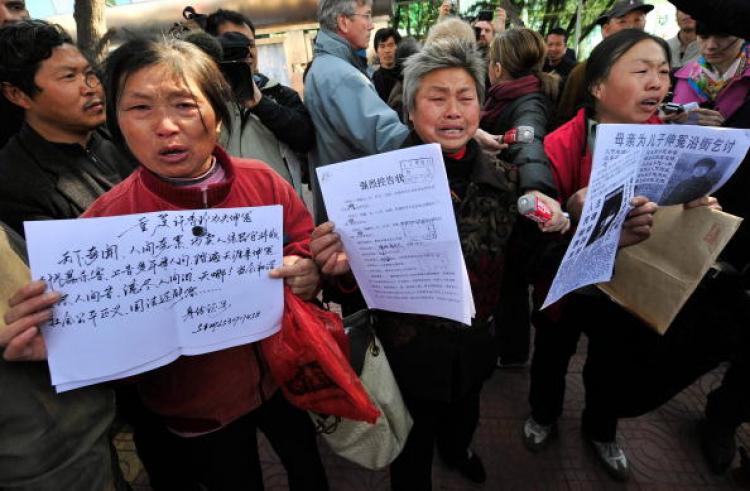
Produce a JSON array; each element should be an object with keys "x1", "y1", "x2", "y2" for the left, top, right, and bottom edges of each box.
[
  {"x1": 523, "y1": 29, "x2": 721, "y2": 481},
  {"x1": 1, "y1": 38, "x2": 328, "y2": 490}
]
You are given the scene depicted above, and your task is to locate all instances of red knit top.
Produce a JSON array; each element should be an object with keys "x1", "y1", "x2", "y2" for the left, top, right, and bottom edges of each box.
[{"x1": 83, "y1": 146, "x2": 313, "y2": 433}]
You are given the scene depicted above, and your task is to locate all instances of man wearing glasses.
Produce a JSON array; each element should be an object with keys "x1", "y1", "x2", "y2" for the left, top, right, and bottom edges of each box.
[
  {"x1": 304, "y1": 0, "x2": 410, "y2": 222},
  {"x1": 205, "y1": 9, "x2": 314, "y2": 197}
]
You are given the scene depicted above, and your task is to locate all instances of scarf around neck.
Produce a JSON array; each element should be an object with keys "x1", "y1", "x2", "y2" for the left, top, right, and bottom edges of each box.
[
  {"x1": 481, "y1": 74, "x2": 541, "y2": 126},
  {"x1": 687, "y1": 42, "x2": 750, "y2": 101}
]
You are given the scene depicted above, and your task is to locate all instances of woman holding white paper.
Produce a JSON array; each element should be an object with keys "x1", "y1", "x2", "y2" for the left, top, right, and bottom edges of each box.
[
  {"x1": 312, "y1": 38, "x2": 521, "y2": 489},
  {"x1": 524, "y1": 29, "x2": 723, "y2": 481},
  {"x1": 1, "y1": 38, "x2": 328, "y2": 490}
]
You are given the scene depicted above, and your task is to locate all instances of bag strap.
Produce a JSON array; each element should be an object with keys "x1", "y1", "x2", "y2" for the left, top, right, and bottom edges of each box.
[{"x1": 343, "y1": 309, "x2": 375, "y2": 375}]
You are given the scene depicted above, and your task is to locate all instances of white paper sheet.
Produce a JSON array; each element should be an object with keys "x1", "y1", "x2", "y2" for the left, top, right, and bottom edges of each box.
[
  {"x1": 543, "y1": 124, "x2": 750, "y2": 308},
  {"x1": 316, "y1": 144, "x2": 474, "y2": 325},
  {"x1": 24, "y1": 206, "x2": 284, "y2": 392}
]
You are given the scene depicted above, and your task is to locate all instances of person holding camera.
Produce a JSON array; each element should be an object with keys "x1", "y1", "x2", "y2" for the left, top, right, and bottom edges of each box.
[{"x1": 204, "y1": 9, "x2": 314, "y2": 197}]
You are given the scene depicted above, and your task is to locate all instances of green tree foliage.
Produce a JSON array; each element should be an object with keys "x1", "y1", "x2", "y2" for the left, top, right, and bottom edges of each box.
[
  {"x1": 392, "y1": 1, "x2": 441, "y2": 38},
  {"x1": 393, "y1": 0, "x2": 615, "y2": 41}
]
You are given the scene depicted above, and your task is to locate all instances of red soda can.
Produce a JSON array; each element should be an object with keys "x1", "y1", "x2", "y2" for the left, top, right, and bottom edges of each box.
[{"x1": 517, "y1": 194, "x2": 553, "y2": 223}]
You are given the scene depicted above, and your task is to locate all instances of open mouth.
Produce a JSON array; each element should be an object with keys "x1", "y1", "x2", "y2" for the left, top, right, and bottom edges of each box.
[
  {"x1": 438, "y1": 126, "x2": 465, "y2": 136},
  {"x1": 158, "y1": 146, "x2": 189, "y2": 162},
  {"x1": 639, "y1": 98, "x2": 660, "y2": 110}
]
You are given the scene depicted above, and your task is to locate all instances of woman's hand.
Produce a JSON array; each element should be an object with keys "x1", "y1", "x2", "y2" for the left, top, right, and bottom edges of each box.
[
  {"x1": 684, "y1": 195, "x2": 721, "y2": 211},
  {"x1": 528, "y1": 191, "x2": 570, "y2": 234},
  {"x1": 1, "y1": 280, "x2": 58, "y2": 361},
  {"x1": 662, "y1": 107, "x2": 724, "y2": 126},
  {"x1": 310, "y1": 222, "x2": 351, "y2": 276},
  {"x1": 269, "y1": 256, "x2": 320, "y2": 300},
  {"x1": 474, "y1": 128, "x2": 509, "y2": 153},
  {"x1": 619, "y1": 196, "x2": 658, "y2": 248}
]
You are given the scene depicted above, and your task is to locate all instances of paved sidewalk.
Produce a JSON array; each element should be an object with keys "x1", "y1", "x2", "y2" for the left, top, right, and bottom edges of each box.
[{"x1": 118, "y1": 344, "x2": 750, "y2": 490}]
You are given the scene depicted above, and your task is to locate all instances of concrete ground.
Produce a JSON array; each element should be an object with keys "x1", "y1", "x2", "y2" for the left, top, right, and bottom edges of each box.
[{"x1": 117, "y1": 340, "x2": 750, "y2": 490}]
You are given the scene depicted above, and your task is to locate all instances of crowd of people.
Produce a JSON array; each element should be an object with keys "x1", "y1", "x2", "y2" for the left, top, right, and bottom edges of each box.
[{"x1": 0, "y1": 0, "x2": 748, "y2": 489}]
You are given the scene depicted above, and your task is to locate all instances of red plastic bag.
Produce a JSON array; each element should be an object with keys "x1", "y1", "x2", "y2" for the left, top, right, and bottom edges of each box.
[{"x1": 261, "y1": 288, "x2": 380, "y2": 424}]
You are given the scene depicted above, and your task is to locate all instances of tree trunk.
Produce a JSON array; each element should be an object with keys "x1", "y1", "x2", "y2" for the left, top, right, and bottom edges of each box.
[{"x1": 74, "y1": 0, "x2": 107, "y2": 62}]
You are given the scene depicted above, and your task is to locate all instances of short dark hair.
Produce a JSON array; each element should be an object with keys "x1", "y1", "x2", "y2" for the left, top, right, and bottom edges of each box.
[
  {"x1": 0, "y1": 20, "x2": 73, "y2": 147},
  {"x1": 547, "y1": 27, "x2": 567, "y2": 42},
  {"x1": 103, "y1": 37, "x2": 232, "y2": 157},
  {"x1": 374, "y1": 27, "x2": 401, "y2": 49},
  {"x1": 0, "y1": 19, "x2": 73, "y2": 97},
  {"x1": 585, "y1": 29, "x2": 670, "y2": 104},
  {"x1": 205, "y1": 9, "x2": 255, "y2": 36}
]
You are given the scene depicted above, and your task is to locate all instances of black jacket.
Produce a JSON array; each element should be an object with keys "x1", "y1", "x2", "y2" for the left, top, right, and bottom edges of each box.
[
  {"x1": 0, "y1": 124, "x2": 136, "y2": 237},
  {"x1": 375, "y1": 134, "x2": 517, "y2": 402},
  {"x1": 372, "y1": 66, "x2": 400, "y2": 103},
  {"x1": 252, "y1": 75, "x2": 316, "y2": 154},
  {"x1": 544, "y1": 56, "x2": 577, "y2": 87},
  {"x1": 715, "y1": 98, "x2": 750, "y2": 272},
  {"x1": 480, "y1": 92, "x2": 558, "y2": 197}
]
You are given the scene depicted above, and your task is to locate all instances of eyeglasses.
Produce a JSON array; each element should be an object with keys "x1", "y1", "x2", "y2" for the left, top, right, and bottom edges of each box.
[
  {"x1": 348, "y1": 12, "x2": 373, "y2": 21},
  {"x1": 84, "y1": 70, "x2": 102, "y2": 89}
]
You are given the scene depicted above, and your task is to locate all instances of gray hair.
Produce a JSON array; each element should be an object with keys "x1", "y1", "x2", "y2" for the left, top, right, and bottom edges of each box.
[
  {"x1": 402, "y1": 38, "x2": 486, "y2": 117},
  {"x1": 318, "y1": 0, "x2": 372, "y2": 31},
  {"x1": 424, "y1": 17, "x2": 476, "y2": 47}
]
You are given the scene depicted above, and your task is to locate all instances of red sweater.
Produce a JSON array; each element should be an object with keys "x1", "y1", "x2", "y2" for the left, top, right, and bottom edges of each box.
[
  {"x1": 82, "y1": 147, "x2": 313, "y2": 433},
  {"x1": 544, "y1": 108, "x2": 662, "y2": 204}
]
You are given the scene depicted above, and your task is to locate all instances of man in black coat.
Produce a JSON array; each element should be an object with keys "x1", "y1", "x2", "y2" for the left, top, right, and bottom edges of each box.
[
  {"x1": 543, "y1": 27, "x2": 577, "y2": 92},
  {"x1": 371, "y1": 27, "x2": 401, "y2": 102},
  {"x1": 205, "y1": 8, "x2": 315, "y2": 194},
  {"x1": 0, "y1": 20, "x2": 135, "y2": 490},
  {"x1": 0, "y1": 21, "x2": 136, "y2": 237}
]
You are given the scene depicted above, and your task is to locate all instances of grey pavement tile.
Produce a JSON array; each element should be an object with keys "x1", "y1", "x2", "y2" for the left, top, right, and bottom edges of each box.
[{"x1": 118, "y1": 339, "x2": 749, "y2": 490}]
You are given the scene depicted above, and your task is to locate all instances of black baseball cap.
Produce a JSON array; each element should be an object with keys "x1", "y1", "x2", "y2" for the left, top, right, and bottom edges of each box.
[{"x1": 597, "y1": 0, "x2": 654, "y2": 26}]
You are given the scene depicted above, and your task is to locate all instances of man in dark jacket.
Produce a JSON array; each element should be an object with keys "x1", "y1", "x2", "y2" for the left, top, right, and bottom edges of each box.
[
  {"x1": 371, "y1": 27, "x2": 401, "y2": 102},
  {"x1": 0, "y1": 20, "x2": 136, "y2": 237},
  {"x1": 205, "y1": 9, "x2": 314, "y2": 194},
  {"x1": 0, "y1": 20, "x2": 134, "y2": 490},
  {"x1": 543, "y1": 27, "x2": 577, "y2": 90}
]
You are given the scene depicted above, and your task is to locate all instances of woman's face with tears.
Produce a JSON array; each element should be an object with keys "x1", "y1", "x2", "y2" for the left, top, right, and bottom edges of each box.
[
  {"x1": 116, "y1": 63, "x2": 220, "y2": 179},
  {"x1": 409, "y1": 67, "x2": 480, "y2": 153}
]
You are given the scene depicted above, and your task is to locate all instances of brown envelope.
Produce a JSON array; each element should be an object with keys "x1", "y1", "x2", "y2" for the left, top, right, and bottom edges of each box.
[{"x1": 598, "y1": 206, "x2": 742, "y2": 334}]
